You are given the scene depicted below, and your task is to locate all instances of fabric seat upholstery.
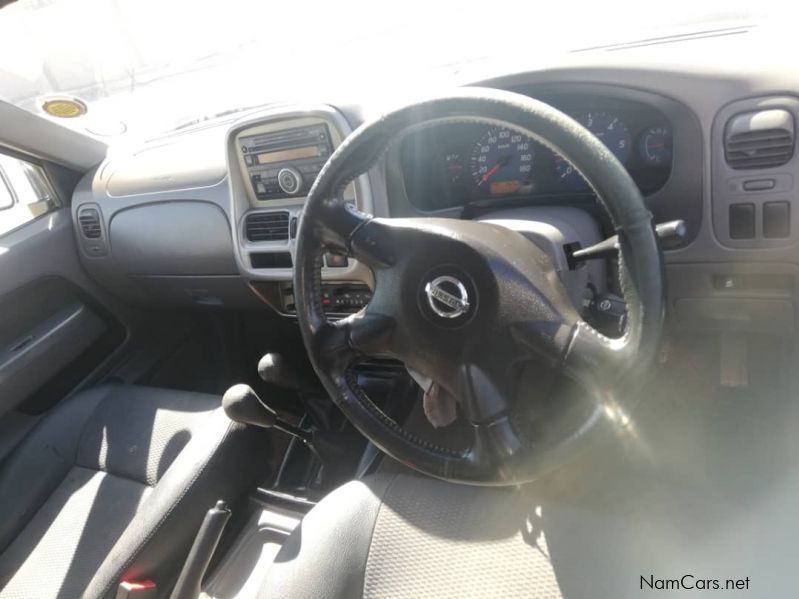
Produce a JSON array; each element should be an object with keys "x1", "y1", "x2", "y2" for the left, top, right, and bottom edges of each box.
[
  {"x1": 0, "y1": 384, "x2": 268, "y2": 599},
  {"x1": 258, "y1": 473, "x2": 563, "y2": 599}
]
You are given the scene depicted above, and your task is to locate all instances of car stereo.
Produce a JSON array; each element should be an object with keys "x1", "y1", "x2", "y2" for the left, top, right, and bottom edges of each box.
[{"x1": 240, "y1": 124, "x2": 332, "y2": 200}]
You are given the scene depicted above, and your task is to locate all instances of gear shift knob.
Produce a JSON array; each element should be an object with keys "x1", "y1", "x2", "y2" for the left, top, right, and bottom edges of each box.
[
  {"x1": 222, "y1": 383, "x2": 313, "y2": 445},
  {"x1": 222, "y1": 384, "x2": 278, "y2": 429},
  {"x1": 258, "y1": 353, "x2": 322, "y2": 395}
]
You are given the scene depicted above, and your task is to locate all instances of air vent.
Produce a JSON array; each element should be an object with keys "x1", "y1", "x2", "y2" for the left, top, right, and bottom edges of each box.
[
  {"x1": 724, "y1": 109, "x2": 795, "y2": 170},
  {"x1": 77, "y1": 207, "x2": 102, "y2": 239},
  {"x1": 245, "y1": 211, "x2": 290, "y2": 242}
]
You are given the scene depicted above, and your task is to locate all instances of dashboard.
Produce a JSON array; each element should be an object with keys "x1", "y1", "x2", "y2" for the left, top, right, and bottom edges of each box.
[
  {"x1": 400, "y1": 96, "x2": 673, "y2": 211},
  {"x1": 68, "y1": 86, "x2": 700, "y2": 318},
  {"x1": 67, "y1": 31, "x2": 799, "y2": 337}
]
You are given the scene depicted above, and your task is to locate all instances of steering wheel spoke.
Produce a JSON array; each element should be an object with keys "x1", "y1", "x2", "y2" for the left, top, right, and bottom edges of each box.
[
  {"x1": 457, "y1": 362, "x2": 524, "y2": 460},
  {"x1": 345, "y1": 311, "x2": 397, "y2": 356},
  {"x1": 456, "y1": 362, "x2": 510, "y2": 424},
  {"x1": 468, "y1": 416, "x2": 525, "y2": 475},
  {"x1": 316, "y1": 199, "x2": 371, "y2": 247},
  {"x1": 561, "y1": 319, "x2": 632, "y2": 387},
  {"x1": 509, "y1": 317, "x2": 578, "y2": 368},
  {"x1": 313, "y1": 311, "x2": 397, "y2": 376},
  {"x1": 315, "y1": 200, "x2": 396, "y2": 268}
]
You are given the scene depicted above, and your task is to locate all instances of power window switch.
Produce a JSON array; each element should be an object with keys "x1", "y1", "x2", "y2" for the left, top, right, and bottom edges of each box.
[
  {"x1": 729, "y1": 203, "x2": 755, "y2": 239},
  {"x1": 763, "y1": 201, "x2": 790, "y2": 238}
]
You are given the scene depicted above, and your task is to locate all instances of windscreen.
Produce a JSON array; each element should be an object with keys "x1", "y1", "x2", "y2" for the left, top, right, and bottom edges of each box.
[{"x1": 0, "y1": 0, "x2": 786, "y2": 142}]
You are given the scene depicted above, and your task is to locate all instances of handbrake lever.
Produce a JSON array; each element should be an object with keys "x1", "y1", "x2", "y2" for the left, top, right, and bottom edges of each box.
[{"x1": 569, "y1": 219, "x2": 686, "y2": 264}]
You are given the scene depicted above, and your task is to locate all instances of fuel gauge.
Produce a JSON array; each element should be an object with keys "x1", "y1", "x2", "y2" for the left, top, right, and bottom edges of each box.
[
  {"x1": 444, "y1": 152, "x2": 464, "y2": 184},
  {"x1": 639, "y1": 125, "x2": 673, "y2": 166}
]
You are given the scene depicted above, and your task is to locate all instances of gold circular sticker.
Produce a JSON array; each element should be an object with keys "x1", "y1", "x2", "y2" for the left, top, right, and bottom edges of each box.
[{"x1": 41, "y1": 97, "x2": 88, "y2": 118}]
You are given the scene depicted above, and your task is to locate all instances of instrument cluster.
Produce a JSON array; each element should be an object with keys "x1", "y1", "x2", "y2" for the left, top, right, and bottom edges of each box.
[{"x1": 400, "y1": 96, "x2": 673, "y2": 211}]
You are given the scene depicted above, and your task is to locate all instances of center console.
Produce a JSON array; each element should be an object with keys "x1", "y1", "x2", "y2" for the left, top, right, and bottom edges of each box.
[
  {"x1": 225, "y1": 106, "x2": 376, "y2": 318},
  {"x1": 226, "y1": 106, "x2": 375, "y2": 313}
]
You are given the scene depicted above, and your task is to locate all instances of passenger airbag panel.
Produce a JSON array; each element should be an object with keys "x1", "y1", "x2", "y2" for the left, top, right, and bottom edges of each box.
[{"x1": 109, "y1": 201, "x2": 237, "y2": 275}]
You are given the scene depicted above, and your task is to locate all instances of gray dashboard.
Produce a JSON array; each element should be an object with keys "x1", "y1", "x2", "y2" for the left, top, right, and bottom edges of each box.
[
  {"x1": 71, "y1": 105, "x2": 375, "y2": 312},
  {"x1": 70, "y1": 31, "x2": 799, "y2": 332}
]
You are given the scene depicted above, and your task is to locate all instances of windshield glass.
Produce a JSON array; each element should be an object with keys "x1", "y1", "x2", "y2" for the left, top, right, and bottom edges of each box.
[{"x1": 0, "y1": 0, "x2": 780, "y2": 143}]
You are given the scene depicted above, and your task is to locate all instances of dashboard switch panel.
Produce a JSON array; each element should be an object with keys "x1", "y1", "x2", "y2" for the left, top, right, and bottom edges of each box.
[
  {"x1": 712, "y1": 96, "x2": 799, "y2": 248},
  {"x1": 763, "y1": 201, "x2": 790, "y2": 238},
  {"x1": 281, "y1": 283, "x2": 371, "y2": 316},
  {"x1": 729, "y1": 203, "x2": 755, "y2": 239}
]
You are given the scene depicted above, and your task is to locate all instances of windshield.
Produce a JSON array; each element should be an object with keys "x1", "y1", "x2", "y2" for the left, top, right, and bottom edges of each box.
[{"x1": 0, "y1": 0, "x2": 779, "y2": 143}]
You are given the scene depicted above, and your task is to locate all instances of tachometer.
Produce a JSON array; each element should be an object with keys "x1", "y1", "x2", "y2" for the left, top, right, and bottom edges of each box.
[
  {"x1": 470, "y1": 127, "x2": 534, "y2": 196},
  {"x1": 554, "y1": 112, "x2": 631, "y2": 188},
  {"x1": 585, "y1": 111, "x2": 631, "y2": 162}
]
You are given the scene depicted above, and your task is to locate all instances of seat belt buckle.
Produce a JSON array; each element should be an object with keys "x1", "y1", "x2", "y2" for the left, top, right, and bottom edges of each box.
[{"x1": 115, "y1": 580, "x2": 157, "y2": 599}]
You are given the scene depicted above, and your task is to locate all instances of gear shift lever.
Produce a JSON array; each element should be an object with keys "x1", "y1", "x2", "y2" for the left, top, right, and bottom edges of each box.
[
  {"x1": 222, "y1": 384, "x2": 313, "y2": 446},
  {"x1": 258, "y1": 353, "x2": 323, "y2": 396}
]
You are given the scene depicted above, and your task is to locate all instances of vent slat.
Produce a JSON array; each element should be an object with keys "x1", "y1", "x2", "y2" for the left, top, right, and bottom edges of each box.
[
  {"x1": 78, "y1": 208, "x2": 102, "y2": 239},
  {"x1": 728, "y1": 158, "x2": 792, "y2": 169},
  {"x1": 727, "y1": 141, "x2": 793, "y2": 152},
  {"x1": 728, "y1": 132, "x2": 792, "y2": 143},
  {"x1": 728, "y1": 149, "x2": 794, "y2": 160},
  {"x1": 724, "y1": 113, "x2": 795, "y2": 170},
  {"x1": 245, "y1": 211, "x2": 289, "y2": 242}
]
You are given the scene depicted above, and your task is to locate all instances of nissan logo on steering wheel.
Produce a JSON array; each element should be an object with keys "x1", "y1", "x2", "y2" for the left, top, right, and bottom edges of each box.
[{"x1": 424, "y1": 275, "x2": 470, "y2": 319}]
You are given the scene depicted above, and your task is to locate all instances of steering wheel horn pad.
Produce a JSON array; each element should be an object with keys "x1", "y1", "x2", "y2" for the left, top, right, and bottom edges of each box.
[{"x1": 294, "y1": 88, "x2": 663, "y2": 485}]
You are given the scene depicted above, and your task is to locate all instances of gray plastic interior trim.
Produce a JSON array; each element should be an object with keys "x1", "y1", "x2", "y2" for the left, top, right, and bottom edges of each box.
[
  {"x1": 105, "y1": 131, "x2": 227, "y2": 197},
  {"x1": 478, "y1": 206, "x2": 605, "y2": 308},
  {"x1": 108, "y1": 201, "x2": 237, "y2": 275},
  {"x1": 201, "y1": 505, "x2": 302, "y2": 599},
  {"x1": 0, "y1": 303, "x2": 105, "y2": 418}
]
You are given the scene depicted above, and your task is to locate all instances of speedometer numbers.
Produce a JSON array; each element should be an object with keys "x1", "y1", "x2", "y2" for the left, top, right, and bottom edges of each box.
[
  {"x1": 470, "y1": 127, "x2": 535, "y2": 196},
  {"x1": 462, "y1": 114, "x2": 669, "y2": 199},
  {"x1": 554, "y1": 111, "x2": 631, "y2": 188}
]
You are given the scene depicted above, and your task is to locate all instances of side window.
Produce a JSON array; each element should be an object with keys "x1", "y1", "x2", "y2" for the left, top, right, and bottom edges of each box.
[
  {"x1": 0, "y1": 170, "x2": 13, "y2": 210},
  {"x1": 0, "y1": 152, "x2": 60, "y2": 237}
]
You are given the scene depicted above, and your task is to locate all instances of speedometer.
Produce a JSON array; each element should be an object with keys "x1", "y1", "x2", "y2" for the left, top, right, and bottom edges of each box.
[{"x1": 470, "y1": 127, "x2": 535, "y2": 196}]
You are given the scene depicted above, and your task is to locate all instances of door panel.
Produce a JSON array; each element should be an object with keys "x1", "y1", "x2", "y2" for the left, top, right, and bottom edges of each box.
[
  {"x1": 0, "y1": 205, "x2": 127, "y2": 454},
  {"x1": 0, "y1": 281, "x2": 106, "y2": 418},
  {"x1": 0, "y1": 113, "x2": 134, "y2": 463}
]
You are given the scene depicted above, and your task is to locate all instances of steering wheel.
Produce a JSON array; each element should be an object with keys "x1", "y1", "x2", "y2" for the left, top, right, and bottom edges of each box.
[{"x1": 294, "y1": 88, "x2": 663, "y2": 485}]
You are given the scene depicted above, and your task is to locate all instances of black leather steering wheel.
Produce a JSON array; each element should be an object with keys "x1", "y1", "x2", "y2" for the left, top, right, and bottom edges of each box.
[{"x1": 294, "y1": 88, "x2": 663, "y2": 485}]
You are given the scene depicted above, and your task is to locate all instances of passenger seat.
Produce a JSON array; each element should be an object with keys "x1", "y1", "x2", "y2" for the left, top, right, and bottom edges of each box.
[{"x1": 0, "y1": 384, "x2": 269, "y2": 599}]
